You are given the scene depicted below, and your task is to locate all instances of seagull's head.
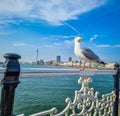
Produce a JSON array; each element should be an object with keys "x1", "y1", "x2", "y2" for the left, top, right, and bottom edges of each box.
[{"x1": 74, "y1": 37, "x2": 82, "y2": 43}]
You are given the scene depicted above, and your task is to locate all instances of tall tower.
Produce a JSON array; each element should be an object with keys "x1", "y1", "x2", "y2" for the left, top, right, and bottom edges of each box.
[{"x1": 36, "y1": 48, "x2": 39, "y2": 63}]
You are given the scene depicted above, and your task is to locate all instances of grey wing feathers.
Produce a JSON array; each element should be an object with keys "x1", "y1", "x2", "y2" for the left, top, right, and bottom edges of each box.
[{"x1": 81, "y1": 47, "x2": 100, "y2": 61}]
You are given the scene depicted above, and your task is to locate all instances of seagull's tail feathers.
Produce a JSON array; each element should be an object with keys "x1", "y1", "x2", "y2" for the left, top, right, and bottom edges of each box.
[{"x1": 97, "y1": 60, "x2": 107, "y2": 65}]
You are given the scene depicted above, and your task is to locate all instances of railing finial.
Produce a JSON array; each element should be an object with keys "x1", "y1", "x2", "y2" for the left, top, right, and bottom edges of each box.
[{"x1": 114, "y1": 63, "x2": 120, "y2": 70}]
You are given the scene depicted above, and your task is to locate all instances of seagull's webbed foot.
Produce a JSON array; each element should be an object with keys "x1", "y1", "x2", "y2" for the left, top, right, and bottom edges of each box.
[{"x1": 79, "y1": 67, "x2": 85, "y2": 71}]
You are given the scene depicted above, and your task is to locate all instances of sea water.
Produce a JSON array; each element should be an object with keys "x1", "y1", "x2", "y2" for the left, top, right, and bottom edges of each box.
[{"x1": 0, "y1": 64, "x2": 114, "y2": 115}]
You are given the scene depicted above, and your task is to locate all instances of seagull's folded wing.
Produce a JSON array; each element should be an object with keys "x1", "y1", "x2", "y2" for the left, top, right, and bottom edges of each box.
[{"x1": 81, "y1": 47, "x2": 100, "y2": 61}]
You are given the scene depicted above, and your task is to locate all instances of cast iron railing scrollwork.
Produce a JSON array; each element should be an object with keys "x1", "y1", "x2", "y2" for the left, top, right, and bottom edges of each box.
[{"x1": 30, "y1": 76, "x2": 116, "y2": 116}]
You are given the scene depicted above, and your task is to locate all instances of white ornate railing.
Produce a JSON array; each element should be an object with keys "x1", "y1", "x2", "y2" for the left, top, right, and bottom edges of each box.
[
  {"x1": 29, "y1": 76, "x2": 116, "y2": 116},
  {"x1": 0, "y1": 68, "x2": 119, "y2": 116},
  {"x1": 0, "y1": 68, "x2": 117, "y2": 78}
]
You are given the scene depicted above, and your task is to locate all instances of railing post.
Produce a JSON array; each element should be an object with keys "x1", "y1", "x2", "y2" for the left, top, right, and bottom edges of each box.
[
  {"x1": 0, "y1": 53, "x2": 21, "y2": 116},
  {"x1": 113, "y1": 64, "x2": 120, "y2": 116}
]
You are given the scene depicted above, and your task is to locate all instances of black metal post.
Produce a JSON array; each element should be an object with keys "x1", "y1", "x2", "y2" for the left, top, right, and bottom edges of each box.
[
  {"x1": 113, "y1": 64, "x2": 120, "y2": 116},
  {"x1": 0, "y1": 53, "x2": 21, "y2": 116}
]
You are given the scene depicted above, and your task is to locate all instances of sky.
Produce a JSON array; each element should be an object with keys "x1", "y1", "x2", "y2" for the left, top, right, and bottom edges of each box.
[{"x1": 0, "y1": 0, "x2": 120, "y2": 62}]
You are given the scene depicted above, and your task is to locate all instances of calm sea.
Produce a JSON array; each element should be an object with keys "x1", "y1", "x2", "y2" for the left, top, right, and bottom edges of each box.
[{"x1": 0, "y1": 64, "x2": 115, "y2": 115}]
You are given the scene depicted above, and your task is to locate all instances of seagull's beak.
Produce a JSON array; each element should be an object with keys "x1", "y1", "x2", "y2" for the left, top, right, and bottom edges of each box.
[{"x1": 77, "y1": 37, "x2": 82, "y2": 42}]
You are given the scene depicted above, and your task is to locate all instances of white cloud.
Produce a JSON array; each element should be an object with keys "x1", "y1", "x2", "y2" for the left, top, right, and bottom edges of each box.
[
  {"x1": 64, "y1": 40, "x2": 74, "y2": 47},
  {"x1": 44, "y1": 39, "x2": 74, "y2": 49},
  {"x1": 45, "y1": 42, "x2": 63, "y2": 48},
  {"x1": 50, "y1": 35, "x2": 75, "y2": 39},
  {"x1": 90, "y1": 43, "x2": 120, "y2": 48},
  {"x1": 44, "y1": 44, "x2": 54, "y2": 48},
  {"x1": 0, "y1": 19, "x2": 22, "y2": 28},
  {"x1": 54, "y1": 42, "x2": 62, "y2": 46},
  {"x1": 13, "y1": 42, "x2": 26, "y2": 46},
  {"x1": 0, "y1": 0, "x2": 106, "y2": 25},
  {"x1": 97, "y1": 44, "x2": 111, "y2": 48},
  {"x1": 13, "y1": 42, "x2": 36, "y2": 48},
  {"x1": 90, "y1": 34, "x2": 98, "y2": 41}
]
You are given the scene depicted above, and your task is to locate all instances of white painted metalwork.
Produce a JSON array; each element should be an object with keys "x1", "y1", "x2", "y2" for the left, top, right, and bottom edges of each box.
[
  {"x1": 29, "y1": 76, "x2": 116, "y2": 116},
  {"x1": 0, "y1": 68, "x2": 117, "y2": 78},
  {"x1": 0, "y1": 68, "x2": 117, "y2": 115}
]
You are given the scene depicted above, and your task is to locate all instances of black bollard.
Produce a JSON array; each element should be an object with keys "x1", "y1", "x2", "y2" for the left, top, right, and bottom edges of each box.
[
  {"x1": 0, "y1": 53, "x2": 21, "y2": 116},
  {"x1": 113, "y1": 64, "x2": 120, "y2": 116}
]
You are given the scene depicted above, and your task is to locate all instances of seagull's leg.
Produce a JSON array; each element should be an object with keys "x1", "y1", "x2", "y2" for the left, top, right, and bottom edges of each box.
[
  {"x1": 83, "y1": 61, "x2": 87, "y2": 69},
  {"x1": 89, "y1": 62, "x2": 91, "y2": 69},
  {"x1": 79, "y1": 61, "x2": 86, "y2": 71}
]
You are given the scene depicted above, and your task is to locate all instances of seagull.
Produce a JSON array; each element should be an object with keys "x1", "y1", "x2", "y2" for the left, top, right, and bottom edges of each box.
[{"x1": 74, "y1": 37, "x2": 105, "y2": 70}]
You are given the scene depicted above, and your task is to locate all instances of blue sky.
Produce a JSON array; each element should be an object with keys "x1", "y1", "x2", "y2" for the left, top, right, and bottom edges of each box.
[{"x1": 0, "y1": 0, "x2": 120, "y2": 62}]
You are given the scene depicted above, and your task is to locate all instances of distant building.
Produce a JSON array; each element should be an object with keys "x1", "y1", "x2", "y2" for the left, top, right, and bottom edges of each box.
[
  {"x1": 0, "y1": 62, "x2": 3, "y2": 64},
  {"x1": 39, "y1": 59, "x2": 44, "y2": 65},
  {"x1": 56, "y1": 56, "x2": 61, "y2": 62},
  {"x1": 45, "y1": 61, "x2": 53, "y2": 65},
  {"x1": 52, "y1": 60, "x2": 60, "y2": 66},
  {"x1": 60, "y1": 60, "x2": 81, "y2": 67},
  {"x1": 68, "y1": 57, "x2": 72, "y2": 62}
]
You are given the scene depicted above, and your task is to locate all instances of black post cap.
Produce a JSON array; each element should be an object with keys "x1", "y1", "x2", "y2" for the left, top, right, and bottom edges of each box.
[
  {"x1": 114, "y1": 63, "x2": 120, "y2": 69},
  {"x1": 0, "y1": 53, "x2": 21, "y2": 116},
  {"x1": 4, "y1": 53, "x2": 21, "y2": 59}
]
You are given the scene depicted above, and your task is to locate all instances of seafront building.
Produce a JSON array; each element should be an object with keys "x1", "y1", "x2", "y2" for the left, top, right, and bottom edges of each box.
[
  {"x1": 0, "y1": 61, "x2": 3, "y2": 64},
  {"x1": 19, "y1": 55, "x2": 117, "y2": 69},
  {"x1": 68, "y1": 57, "x2": 72, "y2": 62},
  {"x1": 56, "y1": 55, "x2": 61, "y2": 62}
]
